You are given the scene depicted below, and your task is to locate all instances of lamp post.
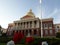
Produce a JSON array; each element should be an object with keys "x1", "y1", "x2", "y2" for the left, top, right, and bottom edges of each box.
[
  {"x1": 39, "y1": 0, "x2": 43, "y2": 38},
  {"x1": 39, "y1": 1, "x2": 48, "y2": 45}
]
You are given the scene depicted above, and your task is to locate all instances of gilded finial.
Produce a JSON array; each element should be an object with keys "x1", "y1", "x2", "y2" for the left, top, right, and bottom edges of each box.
[{"x1": 29, "y1": 9, "x2": 32, "y2": 12}]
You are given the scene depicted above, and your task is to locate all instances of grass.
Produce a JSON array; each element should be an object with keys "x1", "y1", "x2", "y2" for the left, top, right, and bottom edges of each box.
[
  {"x1": 0, "y1": 43, "x2": 6, "y2": 45},
  {"x1": 0, "y1": 43, "x2": 24, "y2": 45}
]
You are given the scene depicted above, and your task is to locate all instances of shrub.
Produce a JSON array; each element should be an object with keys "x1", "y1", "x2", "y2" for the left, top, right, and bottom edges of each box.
[
  {"x1": 56, "y1": 32, "x2": 60, "y2": 38},
  {"x1": 0, "y1": 36, "x2": 12, "y2": 43},
  {"x1": 0, "y1": 36, "x2": 60, "y2": 45}
]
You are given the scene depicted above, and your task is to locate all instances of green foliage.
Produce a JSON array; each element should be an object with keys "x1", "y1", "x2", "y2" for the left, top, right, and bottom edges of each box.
[
  {"x1": 0, "y1": 43, "x2": 24, "y2": 45},
  {"x1": 27, "y1": 37, "x2": 60, "y2": 45},
  {"x1": 0, "y1": 36, "x2": 12, "y2": 43},
  {"x1": 31, "y1": 38, "x2": 41, "y2": 45},
  {"x1": 2, "y1": 33, "x2": 7, "y2": 37},
  {"x1": 56, "y1": 32, "x2": 60, "y2": 38},
  {"x1": 20, "y1": 38, "x2": 26, "y2": 44},
  {"x1": 0, "y1": 36, "x2": 60, "y2": 45},
  {"x1": 0, "y1": 43, "x2": 6, "y2": 45},
  {"x1": 35, "y1": 37, "x2": 60, "y2": 45}
]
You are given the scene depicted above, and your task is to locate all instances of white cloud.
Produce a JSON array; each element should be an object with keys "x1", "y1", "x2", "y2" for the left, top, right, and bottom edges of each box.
[
  {"x1": 36, "y1": 7, "x2": 60, "y2": 24},
  {"x1": 54, "y1": 10, "x2": 60, "y2": 24},
  {"x1": 35, "y1": 6, "x2": 46, "y2": 19},
  {"x1": 47, "y1": 8, "x2": 60, "y2": 24},
  {"x1": 47, "y1": 8, "x2": 59, "y2": 18}
]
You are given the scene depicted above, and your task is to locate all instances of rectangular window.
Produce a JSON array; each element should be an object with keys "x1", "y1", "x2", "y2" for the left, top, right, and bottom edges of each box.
[
  {"x1": 44, "y1": 24, "x2": 48, "y2": 27},
  {"x1": 44, "y1": 23, "x2": 48, "y2": 29},
  {"x1": 50, "y1": 30, "x2": 52, "y2": 34},
  {"x1": 49, "y1": 23, "x2": 52, "y2": 27},
  {"x1": 45, "y1": 30, "x2": 48, "y2": 35}
]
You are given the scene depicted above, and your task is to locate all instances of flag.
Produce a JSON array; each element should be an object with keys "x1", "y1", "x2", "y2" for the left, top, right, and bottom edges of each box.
[{"x1": 40, "y1": 0, "x2": 42, "y2": 4}]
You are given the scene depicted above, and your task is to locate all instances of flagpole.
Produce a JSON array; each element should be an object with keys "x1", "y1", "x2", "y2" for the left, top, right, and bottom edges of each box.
[{"x1": 39, "y1": 0, "x2": 43, "y2": 38}]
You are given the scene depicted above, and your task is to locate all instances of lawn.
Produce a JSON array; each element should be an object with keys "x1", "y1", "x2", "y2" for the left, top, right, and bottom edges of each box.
[{"x1": 0, "y1": 43, "x2": 5, "y2": 45}]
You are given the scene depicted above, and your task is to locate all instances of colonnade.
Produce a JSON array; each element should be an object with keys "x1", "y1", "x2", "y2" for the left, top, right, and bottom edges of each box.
[
  {"x1": 13, "y1": 29, "x2": 40, "y2": 36},
  {"x1": 14, "y1": 20, "x2": 39, "y2": 29}
]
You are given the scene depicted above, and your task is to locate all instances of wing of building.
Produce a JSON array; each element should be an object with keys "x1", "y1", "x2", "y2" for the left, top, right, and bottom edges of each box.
[
  {"x1": 54, "y1": 24, "x2": 60, "y2": 33},
  {"x1": 7, "y1": 9, "x2": 56, "y2": 37}
]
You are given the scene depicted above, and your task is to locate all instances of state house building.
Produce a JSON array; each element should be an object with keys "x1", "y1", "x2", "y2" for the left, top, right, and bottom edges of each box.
[{"x1": 7, "y1": 9, "x2": 55, "y2": 37}]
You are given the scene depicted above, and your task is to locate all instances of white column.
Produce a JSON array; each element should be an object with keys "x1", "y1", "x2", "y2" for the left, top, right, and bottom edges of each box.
[
  {"x1": 28, "y1": 22, "x2": 30, "y2": 28},
  {"x1": 21, "y1": 23, "x2": 23, "y2": 29},
  {"x1": 22, "y1": 22, "x2": 24, "y2": 29},
  {"x1": 20, "y1": 23, "x2": 22, "y2": 29},
  {"x1": 19, "y1": 23, "x2": 21, "y2": 29},
  {"x1": 16, "y1": 23, "x2": 18, "y2": 30},
  {"x1": 37, "y1": 29, "x2": 39, "y2": 36},
  {"x1": 32, "y1": 29, "x2": 34, "y2": 36},
  {"x1": 23, "y1": 22, "x2": 24, "y2": 29},
  {"x1": 32, "y1": 21, "x2": 34, "y2": 28},
  {"x1": 37, "y1": 21, "x2": 39, "y2": 28},
  {"x1": 25, "y1": 22, "x2": 27, "y2": 29}
]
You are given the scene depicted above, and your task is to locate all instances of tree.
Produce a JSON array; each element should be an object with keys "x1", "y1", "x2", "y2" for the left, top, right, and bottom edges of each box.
[
  {"x1": 56, "y1": 32, "x2": 60, "y2": 38},
  {"x1": 0, "y1": 25, "x2": 2, "y2": 36},
  {"x1": 0, "y1": 25, "x2": 1, "y2": 30}
]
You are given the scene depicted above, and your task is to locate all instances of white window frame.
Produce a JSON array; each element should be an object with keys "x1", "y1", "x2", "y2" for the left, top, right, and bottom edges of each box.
[{"x1": 50, "y1": 30, "x2": 52, "y2": 34}]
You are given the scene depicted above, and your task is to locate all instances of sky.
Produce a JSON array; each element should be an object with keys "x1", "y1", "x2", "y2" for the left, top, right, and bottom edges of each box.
[{"x1": 0, "y1": 0, "x2": 60, "y2": 28}]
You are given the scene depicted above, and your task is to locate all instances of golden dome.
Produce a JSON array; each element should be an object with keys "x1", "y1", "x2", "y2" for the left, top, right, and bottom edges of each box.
[
  {"x1": 21, "y1": 9, "x2": 35, "y2": 19},
  {"x1": 26, "y1": 9, "x2": 35, "y2": 17}
]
